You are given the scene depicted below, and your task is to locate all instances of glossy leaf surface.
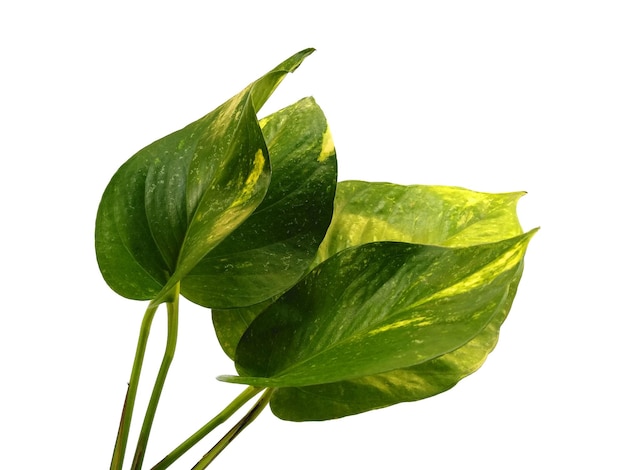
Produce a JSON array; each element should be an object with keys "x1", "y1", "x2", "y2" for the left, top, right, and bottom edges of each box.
[
  {"x1": 269, "y1": 263, "x2": 523, "y2": 421},
  {"x1": 266, "y1": 183, "x2": 533, "y2": 420},
  {"x1": 316, "y1": 181, "x2": 525, "y2": 259},
  {"x1": 212, "y1": 182, "x2": 527, "y2": 359},
  {"x1": 95, "y1": 49, "x2": 314, "y2": 305},
  {"x1": 182, "y1": 97, "x2": 336, "y2": 308},
  {"x1": 219, "y1": 230, "x2": 535, "y2": 388}
]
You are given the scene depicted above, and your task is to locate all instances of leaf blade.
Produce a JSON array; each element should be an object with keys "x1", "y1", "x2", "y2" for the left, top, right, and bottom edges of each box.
[
  {"x1": 268, "y1": 262, "x2": 524, "y2": 421},
  {"x1": 212, "y1": 181, "x2": 528, "y2": 358},
  {"x1": 95, "y1": 151, "x2": 171, "y2": 300},
  {"x1": 220, "y1": 231, "x2": 535, "y2": 388},
  {"x1": 182, "y1": 97, "x2": 337, "y2": 308},
  {"x1": 316, "y1": 181, "x2": 526, "y2": 264},
  {"x1": 95, "y1": 49, "x2": 315, "y2": 304}
]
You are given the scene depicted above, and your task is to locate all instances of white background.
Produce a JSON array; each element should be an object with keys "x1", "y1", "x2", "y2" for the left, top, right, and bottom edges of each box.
[{"x1": 1, "y1": 1, "x2": 625, "y2": 469}]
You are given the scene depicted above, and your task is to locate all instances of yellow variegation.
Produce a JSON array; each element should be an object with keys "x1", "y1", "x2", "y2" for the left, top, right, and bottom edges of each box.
[
  {"x1": 316, "y1": 181, "x2": 525, "y2": 262},
  {"x1": 215, "y1": 181, "x2": 536, "y2": 421},
  {"x1": 270, "y1": 262, "x2": 525, "y2": 421},
  {"x1": 213, "y1": 181, "x2": 531, "y2": 360},
  {"x1": 95, "y1": 49, "x2": 318, "y2": 307},
  {"x1": 219, "y1": 230, "x2": 535, "y2": 389},
  {"x1": 183, "y1": 97, "x2": 336, "y2": 308}
]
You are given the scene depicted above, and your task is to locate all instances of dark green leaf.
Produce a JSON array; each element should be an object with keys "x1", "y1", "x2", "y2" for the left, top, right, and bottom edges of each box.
[
  {"x1": 213, "y1": 299, "x2": 270, "y2": 361},
  {"x1": 218, "y1": 230, "x2": 536, "y2": 388},
  {"x1": 95, "y1": 49, "x2": 314, "y2": 304},
  {"x1": 268, "y1": 262, "x2": 523, "y2": 421},
  {"x1": 182, "y1": 97, "x2": 337, "y2": 308}
]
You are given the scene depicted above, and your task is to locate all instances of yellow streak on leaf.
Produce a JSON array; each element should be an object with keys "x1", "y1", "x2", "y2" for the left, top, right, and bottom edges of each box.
[
  {"x1": 317, "y1": 127, "x2": 335, "y2": 162},
  {"x1": 232, "y1": 149, "x2": 266, "y2": 206},
  {"x1": 210, "y1": 91, "x2": 246, "y2": 137},
  {"x1": 366, "y1": 317, "x2": 433, "y2": 337},
  {"x1": 366, "y1": 236, "x2": 530, "y2": 337},
  {"x1": 407, "y1": 239, "x2": 527, "y2": 309}
]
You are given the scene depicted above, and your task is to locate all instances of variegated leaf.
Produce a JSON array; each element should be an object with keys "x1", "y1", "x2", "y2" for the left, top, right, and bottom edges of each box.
[
  {"x1": 213, "y1": 181, "x2": 528, "y2": 359},
  {"x1": 268, "y1": 262, "x2": 524, "y2": 420},
  {"x1": 182, "y1": 97, "x2": 337, "y2": 308},
  {"x1": 95, "y1": 49, "x2": 315, "y2": 306},
  {"x1": 218, "y1": 231, "x2": 535, "y2": 388}
]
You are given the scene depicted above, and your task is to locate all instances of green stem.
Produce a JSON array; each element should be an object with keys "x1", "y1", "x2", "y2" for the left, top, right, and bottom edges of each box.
[
  {"x1": 131, "y1": 285, "x2": 180, "y2": 470},
  {"x1": 151, "y1": 386, "x2": 264, "y2": 470},
  {"x1": 191, "y1": 388, "x2": 275, "y2": 470},
  {"x1": 110, "y1": 302, "x2": 160, "y2": 470}
]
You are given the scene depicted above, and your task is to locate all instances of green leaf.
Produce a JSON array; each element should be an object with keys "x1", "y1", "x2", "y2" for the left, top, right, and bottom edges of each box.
[
  {"x1": 181, "y1": 97, "x2": 337, "y2": 308},
  {"x1": 95, "y1": 49, "x2": 314, "y2": 305},
  {"x1": 269, "y1": 262, "x2": 523, "y2": 421},
  {"x1": 316, "y1": 181, "x2": 526, "y2": 262},
  {"x1": 212, "y1": 182, "x2": 527, "y2": 359},
  {"x1": 213, "y1": 297, "x2": 271, "y2": 360},
  {"x1": 218, "y1": 230, "x2": 536, "y2": 389},
  {"x1": 251, "y1": 183, "x2": 535, "y2": 421}
]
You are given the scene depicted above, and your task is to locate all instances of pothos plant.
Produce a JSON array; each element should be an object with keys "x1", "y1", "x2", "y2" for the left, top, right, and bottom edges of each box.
[{"x1": 96, "y1": 48, "x2": 537, "y2": 469}]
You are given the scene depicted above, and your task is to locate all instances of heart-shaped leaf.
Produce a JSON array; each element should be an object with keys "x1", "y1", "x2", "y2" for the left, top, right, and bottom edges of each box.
[
  {"x1": 212, "y1": 182, "x2": 527, "y2": 359},
  {"x1": 268, "y1": 262, "x2": 523, "y2": 421},
  {"x1": 181, "y1": 97, "x2": 337, "y2": 308},
  {"x1": 219, "y1": 230, "x2": 535, "y2": 388},
  {"x1": 215, "y1": 181, "x2": 536, "y2": 420},
  {"x1": 265, "y1": 183, "x2": 533, "y2": 421},
  {"x1": 95, "y1": 49, "x2": 314, "y2": 306}
]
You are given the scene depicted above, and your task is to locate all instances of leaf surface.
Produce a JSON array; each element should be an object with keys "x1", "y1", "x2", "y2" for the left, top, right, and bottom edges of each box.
[
  {"x1": 269, "y1": 262, "x2": 523, "y2": 420},
  {"x1": 212, "y1": 182, "x2": 527, "y2": 359},
  {"x1": 266, "y1": 183, "x2": 534, "y2": 420},
  {"x1": 95, "y1": 49, "x2": 314, "y2": 305},
  {"x1": 182, "y1": 97, "x2": 336, "y2": 308},
  {"x1": 316, "y1": 181, "x2": 525, "y2": 261},
  {"x1": 219, "y1": 231, "x2": 535, "y2": 388}
]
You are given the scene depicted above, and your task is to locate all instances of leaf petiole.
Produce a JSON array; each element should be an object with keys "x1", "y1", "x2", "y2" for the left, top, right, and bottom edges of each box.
[
  {"x1": 110, "y1": 302, "x2": 160, "y2": 470},
  {"x1": 131, "y1": 283, "x2": 180, "y2": 469},
  {"x1": 191, "y1": 388, "x2": 274, "y2": 469},
  {"x1": 151, "y1": 386, "x2": 264, "y2": 470}
]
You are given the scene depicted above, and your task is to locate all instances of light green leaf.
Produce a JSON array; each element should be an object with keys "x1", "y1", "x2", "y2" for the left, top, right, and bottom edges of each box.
[
  {"x1": 95, "y1": 49, "x2": 314, "y2": 305},
  {"x1": 218, "y1": 230, "x2": 536, "y2": 388},
  {"x1": 182, "y1": 97, "x2": 337, "y2": 308},
  {"x1": 316, "y1": 181, "x2": 525, "y2": 263}
]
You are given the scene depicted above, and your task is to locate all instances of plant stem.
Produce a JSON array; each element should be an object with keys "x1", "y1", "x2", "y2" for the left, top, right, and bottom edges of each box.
[
  {"x1": 191, "y1": 388, "x2": 275, "y2": 469},
  {"x1": 131, "y1": 285, "x2": 180, "y2": 470},
  {"x1": 151, "y1": 386, "x2": 264, "y2": 470},
  {"x1": 110, "y1": 302, "x2": 160, "y2": 470}
]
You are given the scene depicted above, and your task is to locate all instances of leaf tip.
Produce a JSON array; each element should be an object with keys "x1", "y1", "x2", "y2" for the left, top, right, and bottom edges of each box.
[
  {"x1": 216, "y1": 374, "x2": 243, "y2": 384},
  {"x1": 273, "y1": 48, "x2": 316, "y2": 75}
]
